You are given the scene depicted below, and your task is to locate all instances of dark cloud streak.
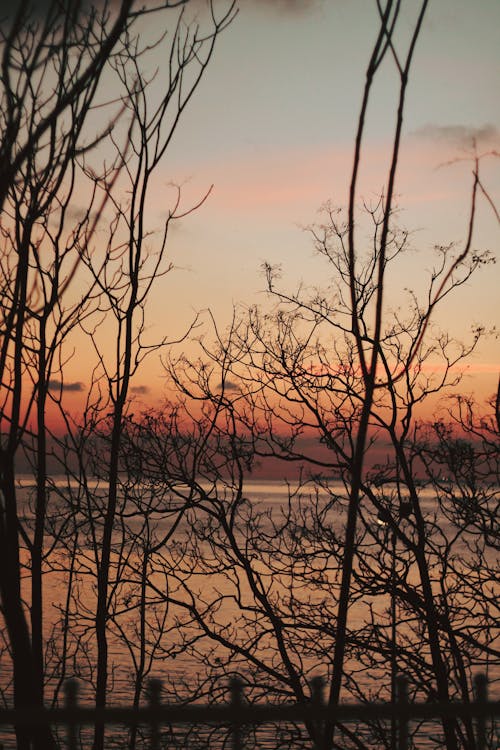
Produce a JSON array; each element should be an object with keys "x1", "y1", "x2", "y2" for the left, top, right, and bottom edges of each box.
[
  {"x1": 219, "y1": 380, "x2": 239, "y2": 392},
  {"x1": 48, "y1": 380, "x2": 85, "y2": 392},
  {"x1": 252, "y1": 0, "x2": 321, "y2": 14},
  {"x1": 131, "y1": 385, "x2": 150, "y2": 394}
]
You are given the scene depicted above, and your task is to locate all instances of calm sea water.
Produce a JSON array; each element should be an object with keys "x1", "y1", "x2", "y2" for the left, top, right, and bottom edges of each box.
[{"x1": 1, "y1": 477, "x2": 497, "y2": 749}]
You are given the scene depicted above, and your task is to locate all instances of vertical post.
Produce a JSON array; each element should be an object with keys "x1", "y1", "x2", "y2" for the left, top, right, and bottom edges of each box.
[
  {"x1": 474, "y1": 673, "x2": 487, "y2": 750},
  {"x1": 396, "y1": 675, "x2": 408, "y2": 750},
  {"x1": 377, "y1": 506, "x2": 401, "y2": 750},
  {"x1": 390, "y1": 529, "x2": 397, "y2": 750},
  {"x1": 311, "y1": 676, "x2": 324, "y2": 750},
  {"x1": 229, "y1": 676, "x2": 243, "y2": 750},
  {"x1": 147, "y1": 678, "x2": 162, "y2": 750},
  {"x1": 65, "y1": 679, "x2": 78, "y2": 750}
]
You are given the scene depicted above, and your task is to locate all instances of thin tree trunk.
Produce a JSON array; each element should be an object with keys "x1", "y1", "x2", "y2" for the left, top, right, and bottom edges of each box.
[{"x1": 0, "y1": 469, "x2": 57, "y2": 750}]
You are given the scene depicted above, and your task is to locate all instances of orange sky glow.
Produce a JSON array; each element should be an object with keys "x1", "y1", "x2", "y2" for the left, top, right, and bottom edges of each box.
[{"x1": 6, "y1": 1, "x2": 499, "y2": 472}]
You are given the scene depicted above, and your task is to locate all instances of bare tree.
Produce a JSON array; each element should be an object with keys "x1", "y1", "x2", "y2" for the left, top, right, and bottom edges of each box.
[
  {"x1": 0, "y1": 1, "x2": 236, "y2": 748},
  {"x1": 52, "y1": 4, "x2": 235, "y2": 749},
  {"x1": 143, "y1": 223, "x2": 495, "y2": 749},
  {"x1": 1, "y1": 2, "x2": 496, "y2": 750},
  {"x1": 0, "y1": 4, "x2": 136, "y2": 746},
  {"x1": 119, "y1": 2, "x2": 499, "y2": 749}
]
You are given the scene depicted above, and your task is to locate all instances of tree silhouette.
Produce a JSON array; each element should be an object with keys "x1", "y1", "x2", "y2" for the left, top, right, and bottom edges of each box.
[
  {"x1": 0, "y1": 2, "x2": 497, "y2": 750},
  {"x1": 0, "y1": 1, "x2": 236, "y2": 748},
  {"x1": 124, "y1": 2, "x2": 498, "y2": 749}
]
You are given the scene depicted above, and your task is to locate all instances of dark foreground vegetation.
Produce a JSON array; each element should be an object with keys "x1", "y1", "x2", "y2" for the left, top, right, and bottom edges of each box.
[{"x1": 0, "y1": 1, "x2": 498, "y2": 748}]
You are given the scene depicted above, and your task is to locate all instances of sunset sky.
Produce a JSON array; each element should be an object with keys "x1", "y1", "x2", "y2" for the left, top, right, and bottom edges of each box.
[{"x1": 58, "y1": 0, "x2": 499, "y2": 421}]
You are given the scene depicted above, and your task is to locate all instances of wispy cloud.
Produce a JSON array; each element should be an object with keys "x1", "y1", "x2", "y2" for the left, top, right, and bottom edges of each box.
[
  {"x1": 412, "y1": 123, "x2": 500, "y2": 149},
  {"x1": 48, "y1": 380, "x2": 84, "y2": 392},
  {"x1": 186, "y1": 0, "x2": 321, "y2": 16}
]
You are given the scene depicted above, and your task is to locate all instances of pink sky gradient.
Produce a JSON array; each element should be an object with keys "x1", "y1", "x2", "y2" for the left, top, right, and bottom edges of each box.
[{"x1": 23, "y1": 0, "x2": 498, "y2": 438}]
